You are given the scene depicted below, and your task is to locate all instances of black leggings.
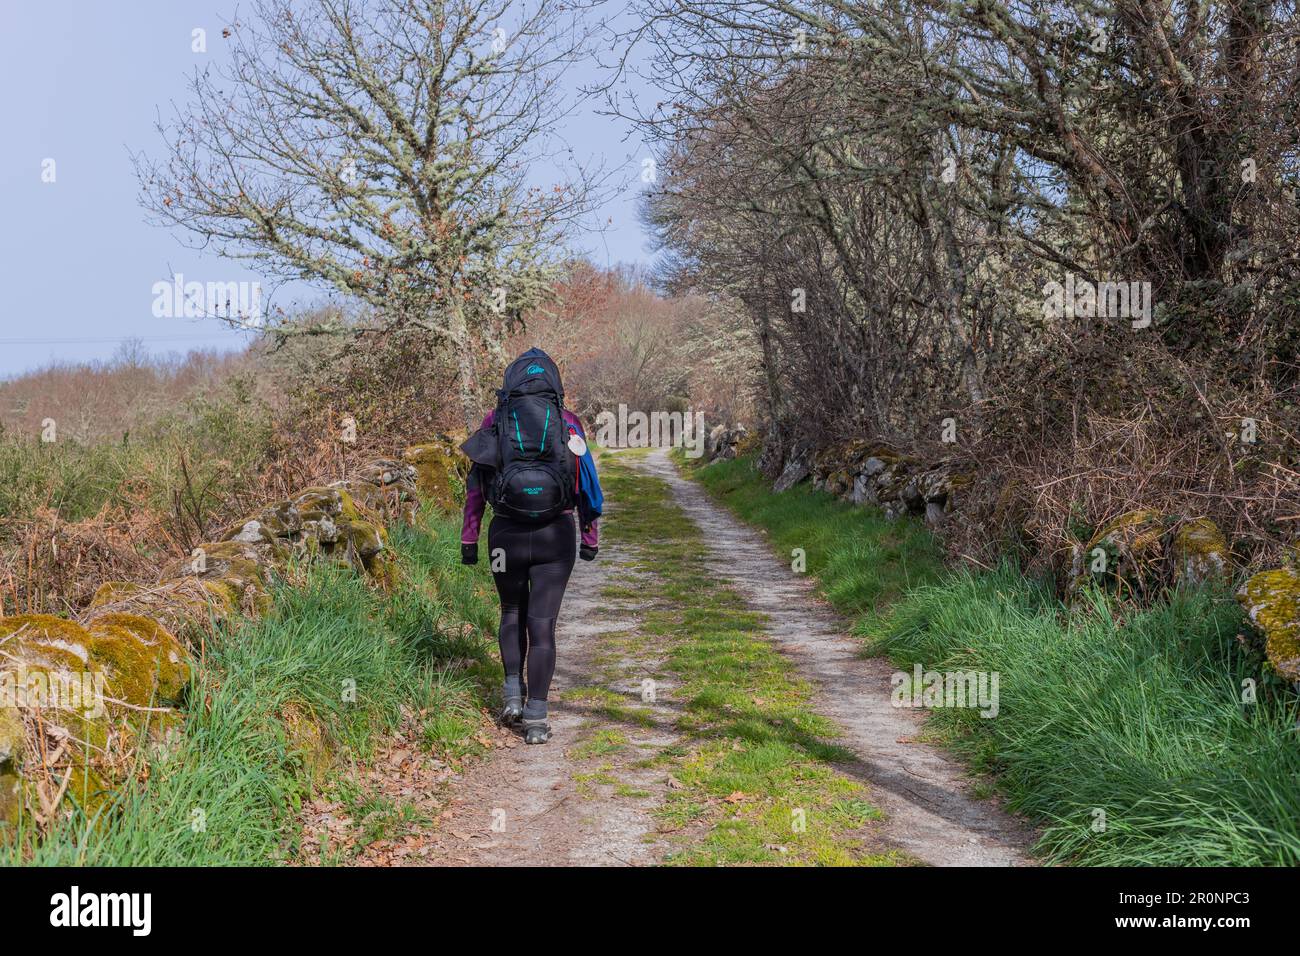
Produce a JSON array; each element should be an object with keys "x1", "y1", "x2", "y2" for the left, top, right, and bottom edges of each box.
[{"x1": 487, "y1": 513, "x2": 576, "y2": 701}]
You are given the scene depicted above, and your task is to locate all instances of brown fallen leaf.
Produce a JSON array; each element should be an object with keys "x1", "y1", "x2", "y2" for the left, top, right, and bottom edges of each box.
[{"x1": 724, "y1": 791, "x2": 746, "y2": 803}]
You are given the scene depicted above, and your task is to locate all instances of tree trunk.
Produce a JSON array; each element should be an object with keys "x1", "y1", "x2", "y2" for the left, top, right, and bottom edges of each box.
[
  {"x1": 446, "y1": 300, "x2": 481, "y2": 431},
  {"x1": 918, "y1": 183, "x2": 986, "y2": 411},
  {"x1": 753, "y1": 292, "x2": 790, "y2": 477}
]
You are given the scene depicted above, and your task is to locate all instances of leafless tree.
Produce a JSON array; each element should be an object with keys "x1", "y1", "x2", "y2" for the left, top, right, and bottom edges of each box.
[{"x1": 629, "y1": 1, "x2": 1300, "y2": 447}]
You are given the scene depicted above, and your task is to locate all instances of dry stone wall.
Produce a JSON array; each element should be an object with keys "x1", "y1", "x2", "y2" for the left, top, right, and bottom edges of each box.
[
  {"x1": 0, "y1": 437, "x2": 465, "y2": 830},
  {"x1": 715, "y1": 431, "x2": 1298, "y2": 685}
]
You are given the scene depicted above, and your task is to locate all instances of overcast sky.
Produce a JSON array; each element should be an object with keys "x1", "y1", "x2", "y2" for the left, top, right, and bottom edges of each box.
[{"x1": 0, "y1": 1, "x2": 654, "y2": 379}]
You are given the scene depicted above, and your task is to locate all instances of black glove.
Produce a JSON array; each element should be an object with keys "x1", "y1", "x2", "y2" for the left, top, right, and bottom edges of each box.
[
  {"x1": 579, "y1": 544, "x2": 598, "y2": 562},
  {"x1": 461, "y1": 543, "x2": 478, "y2": 565}
]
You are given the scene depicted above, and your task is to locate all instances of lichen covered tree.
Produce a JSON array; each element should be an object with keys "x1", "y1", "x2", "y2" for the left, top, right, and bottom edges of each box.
[{"x1": 137, "y1": 0, "x2": 604, "y2": 428}]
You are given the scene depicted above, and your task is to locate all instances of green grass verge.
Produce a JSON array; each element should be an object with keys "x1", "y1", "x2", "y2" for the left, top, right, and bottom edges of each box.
[
  {"x1": 875, "y1": 569, "x2": 1300, "y2": 865},
  {"x1": 689, "y1": 454, "x2": 1300, "y2": 866},
  {"x1": 599, "y1": 455, "x2": 902, "y2": 866},
  {"x1": 5, "y1": 505, "x2": 497, "y2": 866}
]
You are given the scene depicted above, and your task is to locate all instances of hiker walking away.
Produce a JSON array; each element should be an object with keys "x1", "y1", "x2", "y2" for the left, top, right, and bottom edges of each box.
[{"x1": 459, "y1": 348, "x2": 604, "y2": 745}]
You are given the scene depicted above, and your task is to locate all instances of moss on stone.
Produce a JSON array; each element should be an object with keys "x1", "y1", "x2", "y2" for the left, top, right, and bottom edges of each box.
[
  {"x1": 334, "y1": 479, "x2": 387, "y2": 516},
  {"x1": 362, "y1": 549, "x2": 401, "y2": 590},
  {"x1": 219, "y1": 517, "x2": 292, "y2": 563},
  {"x1": 1171, "y1": 518, "x2": 1231, "y2": 587},
  {"x1": 200, "y1": 579, "x2": 240, "y2": 614},
  {"x1": 89, "y1": 581, "x2": 145, "y2": 608},
  {"x1": 1238, "y1": 568, "x2": 1300, "y2": 682},
  {"x1": 875, "y1": 460, "x2": 919, "y2": 501},
  {"x1": 0, "y1": 615, "x2": 94, "y2": 672},
  {"x1": 734, "y1": 430, "x2": 762, "y2": 457},
  {"x1": 84, "y1": 624, "x2": 158, "y2": 708},
  {"x1": 214, "y1": 572, "x2": 273, "y2": 616},
  {"x1": 280, "y1": 700, "x2": 332, "y2": 791},
  {"x1": 1092, "y1": 509, "x2": 1167, "y2": 550},
  {"x1": 158, "y1": 540, "x2": 273, "y2": 589},
  {"x1": 253, "y1": 500, "x2": 303, "y2": 537},
  {"x1": 87, "y1": 580, "x2": 226, "y2": 635},
  {"x1": 293, "y1": 486, "x2": 361, "y2": 522},
  {"x1": 814, "y1": 439, "x2": 894, "y2": 475},
  {"x1": 0, "y1": 617, "x2": 124, "y2": 816},
  {"x1": 1077, "y1": 509, "x2": 1170, "y2": 596},
  {"x1": 85, "y1": 614, "x2": 191, "y2": 704},
  {"x1": 0, "y1": 706, "x2": 24, "y2": 771},
  {"x1": 342, "y1": 519, "x2": 386, "y2": 560},
  {"x1": 403, "y1": 440, "x2": 465, "y2": 510},
  {"x1": 292, "y1": 487, "x2": 340, "y2": 521}
]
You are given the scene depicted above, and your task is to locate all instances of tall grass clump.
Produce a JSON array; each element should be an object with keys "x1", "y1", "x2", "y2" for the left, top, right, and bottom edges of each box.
[{"x1": 874, "y1": 567, "x2": 1300, "y2": 866}]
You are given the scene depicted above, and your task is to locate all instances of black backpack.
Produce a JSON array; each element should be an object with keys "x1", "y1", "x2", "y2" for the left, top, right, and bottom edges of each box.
[{"x1": 464, "y1": 349, "x2": 576, "y2": 522}]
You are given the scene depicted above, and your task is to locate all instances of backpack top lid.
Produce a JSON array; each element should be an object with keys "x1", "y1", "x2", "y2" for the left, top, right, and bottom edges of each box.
[{"x1": 500, "y1": 347, "x2": 564, "y2": 402}]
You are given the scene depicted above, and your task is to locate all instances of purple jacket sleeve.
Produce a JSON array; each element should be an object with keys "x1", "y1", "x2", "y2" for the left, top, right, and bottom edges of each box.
[
  {"x1": 461, "y1": 412, "x2": 494, "y2": 544},
  {"x1": 564, "y1": 411, "x2": 599, "y2": 550}
]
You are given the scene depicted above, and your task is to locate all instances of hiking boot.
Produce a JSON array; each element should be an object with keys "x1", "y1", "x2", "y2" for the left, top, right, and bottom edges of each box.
[
  {"x1": 522, "y1": 720, "x2": 552, "y2": 745},
  {"x1": 522, "y1": 699, "x2": 551, "y2": 744},
  {"x1": 499, "y1": 677, "x2": 524, "y2": 725}
]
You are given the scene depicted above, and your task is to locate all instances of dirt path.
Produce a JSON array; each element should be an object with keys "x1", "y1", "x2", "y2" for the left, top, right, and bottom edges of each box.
[
  {"x1": 320, "y1": 446, "x2": 1034, "y2": 866},
  {"x1": 630, "y1": 448, "x2": 1035, "y2": 867}
]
